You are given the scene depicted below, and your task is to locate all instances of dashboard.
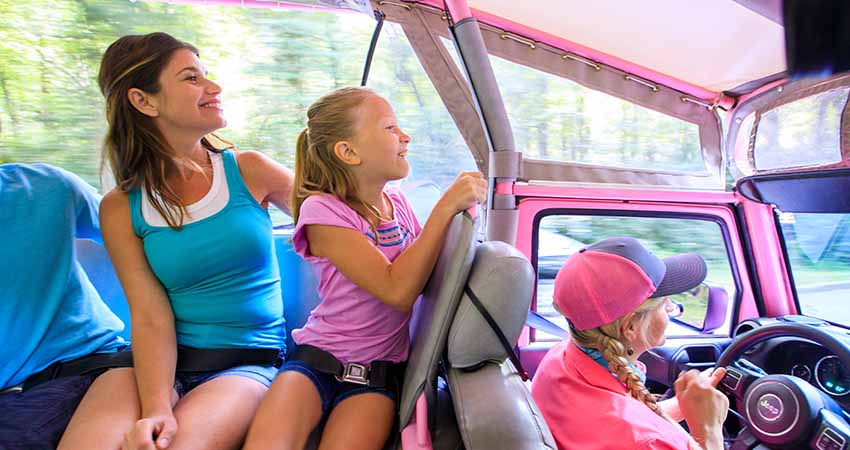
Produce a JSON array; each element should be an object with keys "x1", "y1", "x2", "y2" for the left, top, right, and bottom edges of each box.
[{"x1": 734, "y1": 318, "x2": 850, "y2": 409}]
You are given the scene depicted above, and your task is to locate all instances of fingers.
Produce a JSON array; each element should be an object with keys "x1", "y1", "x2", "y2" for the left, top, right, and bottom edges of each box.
[
  {"x1": 123, "y1": 419, "x2": 158, "y2": 450},
  {"x1": 708, "y1": 367, "x2": 727, "y2": 387},
  {"x1": 453, "y1": 173, "x2": 487, "y2": 205},
  {"x1": 122, "y1": 416, "x2": 178, "y2": 450},
  {"x1": 457, "y1": 171, "x2": 483, "y2": 179},
  {"x1": 155, "y1": 419, "x2": 178, "y2": 449}
]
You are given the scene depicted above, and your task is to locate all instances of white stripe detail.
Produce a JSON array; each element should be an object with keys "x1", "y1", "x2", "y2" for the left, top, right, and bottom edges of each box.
[{"x1": 141, "y1": 151, "x2": 228, "y2": 226}]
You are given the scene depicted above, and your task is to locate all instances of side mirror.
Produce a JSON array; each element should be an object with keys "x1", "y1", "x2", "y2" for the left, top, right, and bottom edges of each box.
[
  {"x1": 669, "y1": 283, "x2": 729, "y2": 333},
  {"x1": 702, "y1": 285, "x2": 729, "y2": 333}
]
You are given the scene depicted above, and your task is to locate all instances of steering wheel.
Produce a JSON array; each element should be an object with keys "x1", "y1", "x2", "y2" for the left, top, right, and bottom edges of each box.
[{"x1": 716, "y1": 322, "x2": 850, "y2": 449}]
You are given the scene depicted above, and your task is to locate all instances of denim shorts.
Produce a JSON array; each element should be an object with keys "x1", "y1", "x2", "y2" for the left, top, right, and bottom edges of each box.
[
  {"x1": 279, "y1": 360, "x2": 398, "y2": 416},
  {"x1": 0, "y1": 374, "x2": 96, "y2": 450},
  {"x1": 174, "y1": 364, "x2": 278, "y2": 398}
]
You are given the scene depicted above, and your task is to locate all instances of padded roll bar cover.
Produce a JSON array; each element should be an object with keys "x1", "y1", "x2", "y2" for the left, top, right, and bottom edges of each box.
[
  {"x1": 448, "y1": 361, "x2": 557, "y2": 450},
  {"x1": 398, "y1": 210, "x2": 479, "y2": 427},
  {"x1": 447, "y1": 241, "x2": 534, "y2": 369},
  {"x1": 452, "y1": 18, "x2": 516, "y2": 154}
]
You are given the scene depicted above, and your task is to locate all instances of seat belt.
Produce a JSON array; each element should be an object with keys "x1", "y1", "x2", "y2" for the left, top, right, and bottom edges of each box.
[
  {"x1": 463, "y1": 286, "x2": 530, "y2": 381},
  {"x1": 525, "y1": 310, "x2": 568, "y2": 339}
]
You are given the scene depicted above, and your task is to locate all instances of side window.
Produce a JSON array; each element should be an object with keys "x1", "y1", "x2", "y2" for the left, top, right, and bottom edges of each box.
[
  {"x1": 1, "y1": 2, "x2": 478, "y2": 225},
  {"x1": 778, "y1": 212, "x2": 850, "y2": 324},
  {"x1": 1, "y1": 2, "x2": 376, "y2": 225},
  {"x1": 534, "y1": 214, "x2": 736, "y2": 341},
  {"x1": 440, "y1": 39, "x2": 704, "y2": 173}
]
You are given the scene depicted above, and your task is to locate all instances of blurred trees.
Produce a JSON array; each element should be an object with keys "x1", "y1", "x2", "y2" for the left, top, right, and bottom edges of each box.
[{"x1": 0, "y1": 0, "x2": 477, "y2": 196}]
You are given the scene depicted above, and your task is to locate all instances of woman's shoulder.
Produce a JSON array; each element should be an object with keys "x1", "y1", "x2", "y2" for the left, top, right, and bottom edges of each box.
[
  {"x1": 101, "y1": 188, "x2": 130, "y2": 211},
  {"x1": 99, "y1": 188, "x2": 134, "y2": 231}
]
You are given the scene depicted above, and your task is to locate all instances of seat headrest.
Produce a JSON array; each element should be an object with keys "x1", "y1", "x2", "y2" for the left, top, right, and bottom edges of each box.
[{"x1": 447, "y1": 241, "x2": 534, "y2": 369}]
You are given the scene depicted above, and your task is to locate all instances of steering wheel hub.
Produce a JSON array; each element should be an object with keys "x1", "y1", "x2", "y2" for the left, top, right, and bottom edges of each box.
[{"x1": 745, "y1": 377, "x2": 818, "y2": 444}]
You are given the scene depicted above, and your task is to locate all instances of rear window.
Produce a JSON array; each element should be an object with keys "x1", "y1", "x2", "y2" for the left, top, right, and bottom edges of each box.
[{"x1": 753, "y1": 88, "x2": 847, "y2": 171}]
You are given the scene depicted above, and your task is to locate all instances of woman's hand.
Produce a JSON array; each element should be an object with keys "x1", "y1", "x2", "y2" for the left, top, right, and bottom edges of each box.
[
  {"x1": 434, "y1": 171, "x2": 487, "y2": 216},
  {"x1": 122, "y1": 413, "x2": 178, "y2": 450},
  {"x1": 661, "y1": 367, "x2": 728, "y2": 423},
  {"x1": 675, "y1": 368, "x2": 729, "y2": 450}
]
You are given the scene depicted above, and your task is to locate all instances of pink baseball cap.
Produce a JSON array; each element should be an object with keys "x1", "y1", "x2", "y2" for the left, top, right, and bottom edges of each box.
[{"x1": 553, "y1": 237, "x2": 707, "y2": 331}]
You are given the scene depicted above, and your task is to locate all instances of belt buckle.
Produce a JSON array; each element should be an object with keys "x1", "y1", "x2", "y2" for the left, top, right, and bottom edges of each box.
[{"x1": 336, "y1": 362, "x2": 370, "y2": 385}]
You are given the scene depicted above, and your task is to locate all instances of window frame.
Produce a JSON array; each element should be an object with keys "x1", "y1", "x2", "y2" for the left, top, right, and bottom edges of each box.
[{"x1": 513, "y1": 187, "x2": 757, "y2": 345}]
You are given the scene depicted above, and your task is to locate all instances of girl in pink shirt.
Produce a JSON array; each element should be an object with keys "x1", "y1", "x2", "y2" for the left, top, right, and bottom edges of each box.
[
  {"x1": 243, "y1": 87, "x2": 486, "y2": 450},
  {"x1": 530, "y1": 237, "x2": 730, "y2": 450}
]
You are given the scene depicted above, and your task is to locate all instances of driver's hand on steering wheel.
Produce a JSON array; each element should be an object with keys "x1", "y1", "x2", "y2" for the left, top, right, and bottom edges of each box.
[{"x1": 675, "y1": 368, "x2": 730, "y2": 450}]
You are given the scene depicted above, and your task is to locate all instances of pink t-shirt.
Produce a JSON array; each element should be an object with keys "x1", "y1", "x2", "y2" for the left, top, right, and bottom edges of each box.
[
  {"x1": 291, "y1": 187, "x2": 422, "y2": 364},
  {"x1": 531, "y1": 341, "x2": 694, "y2": 450}
]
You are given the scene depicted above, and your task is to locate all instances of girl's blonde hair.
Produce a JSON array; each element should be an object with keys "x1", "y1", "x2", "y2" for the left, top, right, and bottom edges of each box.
[
  {"x1": 568, "y1": 297, "x2": 666, "y2": 416},
  {"x1": 291, "y1": 87, "x2": 380, "y2": 227},
  {"x1": 98, "y1": 32, "x2": 232, "y2": 230}
]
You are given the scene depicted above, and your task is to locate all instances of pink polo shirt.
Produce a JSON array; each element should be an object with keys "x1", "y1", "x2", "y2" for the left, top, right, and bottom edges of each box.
[{"x1": 531, "y1": 341, "x2": 693, "y2": 450}]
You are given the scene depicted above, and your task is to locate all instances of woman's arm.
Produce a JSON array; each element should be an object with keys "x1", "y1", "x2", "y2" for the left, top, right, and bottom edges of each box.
[
  {"x1": 660, "y1": 368, "x2": 726, "y2": 423},
  {"x1": 674, "y1": 369, "x2": 728, "y2": 450},
  {"x1": 100, "y1": 190, "x2": 179, "y2": 446},
  {"x1": 307, "y1": 172, "x2": 486, "y2": 313},
  {"x1": 236, "y1": 150, "x2": 294, "y2": 215}
]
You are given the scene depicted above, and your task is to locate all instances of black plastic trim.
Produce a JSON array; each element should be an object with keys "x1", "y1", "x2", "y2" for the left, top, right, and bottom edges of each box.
[
  {"x1": 360, "y1": 10, "x2": 386, "y2": 87},
  {"x1": 774, "y1": 211, "x2": 803, "y2": 315}
]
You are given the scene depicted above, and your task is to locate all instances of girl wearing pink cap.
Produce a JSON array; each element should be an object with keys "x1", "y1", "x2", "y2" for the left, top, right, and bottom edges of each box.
[{"x1": 531, "y1": 237, "x2": 729, "y2": 450}]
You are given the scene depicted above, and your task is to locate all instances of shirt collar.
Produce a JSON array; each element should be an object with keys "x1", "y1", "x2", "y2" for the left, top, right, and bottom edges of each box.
[
  {"x1": 564, "y1": 342, "x2": 638, "y2": 395},
  {"x1": 579, "y1": 345, "x2": 647, "y2": 385}
]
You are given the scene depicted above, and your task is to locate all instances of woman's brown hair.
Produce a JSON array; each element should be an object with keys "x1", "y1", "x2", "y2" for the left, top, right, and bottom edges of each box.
[{"x1": 98, "y1": 32, "x2": 230, "y2": 229}]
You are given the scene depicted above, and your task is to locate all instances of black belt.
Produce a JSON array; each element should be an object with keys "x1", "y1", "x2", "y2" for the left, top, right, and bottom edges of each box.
[
  {"x1": 288, "y1": 345, "x2": 404, "y2": 389},
  {"x1": 17, "y1": 347, "x2": 282, "y2": 392},
  {"x1": 22, "y1": 350, "x2": 134, "y2": 391},
  {"x1": 176, "y1": 346, "x2": 283, "y2": 372}
]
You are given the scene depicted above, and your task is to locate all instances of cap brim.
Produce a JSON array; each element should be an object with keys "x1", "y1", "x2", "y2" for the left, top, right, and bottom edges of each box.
[{"x1": 650, "y1": 253, "x2": 707, "y2": 298}]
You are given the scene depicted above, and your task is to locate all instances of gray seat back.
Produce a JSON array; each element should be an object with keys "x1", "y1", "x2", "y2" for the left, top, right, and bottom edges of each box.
[
  {"x1": 445, "y1": 241, "x2": 556, "y2": 449},
  {"x1": 398, "y1": 210, "x2": 479, "y2": 428}
]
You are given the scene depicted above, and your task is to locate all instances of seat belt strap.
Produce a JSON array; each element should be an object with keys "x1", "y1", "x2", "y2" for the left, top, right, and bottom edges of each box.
[
  {"x1": 525, "y1": 310, "x2": 568, "y2": 338},
  {"x1": 463, "y1": 286, "x2": 530, "y2": 381}
]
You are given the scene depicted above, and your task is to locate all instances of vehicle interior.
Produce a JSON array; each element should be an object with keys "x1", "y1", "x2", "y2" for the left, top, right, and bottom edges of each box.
[{"x1": 6, "y1": 0, "x2": 850, "y2": 449}]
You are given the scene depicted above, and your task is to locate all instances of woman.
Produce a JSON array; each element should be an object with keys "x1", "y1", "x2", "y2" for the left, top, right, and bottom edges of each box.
[
  {"x1": 531, "y1": 237, "x2": 729, "y2": 450},
  {"x1": 59, "y1": 32, "x2": 293, "y2": 450}
]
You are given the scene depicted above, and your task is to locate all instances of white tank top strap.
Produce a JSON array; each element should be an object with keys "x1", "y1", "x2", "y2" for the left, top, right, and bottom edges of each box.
[{"x1": 141, "y1": 151, "x2": 229, "y2": 227}]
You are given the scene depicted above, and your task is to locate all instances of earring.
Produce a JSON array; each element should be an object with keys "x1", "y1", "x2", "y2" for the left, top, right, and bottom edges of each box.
[{"x1": 627, "y1": 347, "x2": 635, "y2": 356}]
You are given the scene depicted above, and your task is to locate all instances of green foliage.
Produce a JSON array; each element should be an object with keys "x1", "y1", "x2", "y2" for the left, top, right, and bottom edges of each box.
[{"x1": 0, "y1": 0, "x2": 477, "y2": 194}]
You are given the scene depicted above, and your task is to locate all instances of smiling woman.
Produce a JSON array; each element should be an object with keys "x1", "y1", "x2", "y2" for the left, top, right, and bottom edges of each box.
[{"x1": 56, "y1": 32, "x2": 295, "y2": 450}]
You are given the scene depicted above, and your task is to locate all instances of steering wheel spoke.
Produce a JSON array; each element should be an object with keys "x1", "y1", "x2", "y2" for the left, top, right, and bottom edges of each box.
[
  {"x1": 726, "y1": 426, "x2": 760, "y2": 450},
  {"x1": 721, "y1": 358, "x2": 768, "y2": 401},
  {"x1": 809, "y1": 409, "x2": 850, "y2": 450}
]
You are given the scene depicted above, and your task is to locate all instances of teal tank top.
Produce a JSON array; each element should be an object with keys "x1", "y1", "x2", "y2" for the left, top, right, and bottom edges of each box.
[{"x1": 129, "y1": 150, "x2": 285, "y2": 350}]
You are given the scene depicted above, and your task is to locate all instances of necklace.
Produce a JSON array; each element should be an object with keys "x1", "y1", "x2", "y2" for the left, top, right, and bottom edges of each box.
[
  {"x1": 182, "y1": 152, "x2": 212, "y2": 181},
  {"x1": 363, "y1": 194, "x2": 393, "y2": 223}
]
